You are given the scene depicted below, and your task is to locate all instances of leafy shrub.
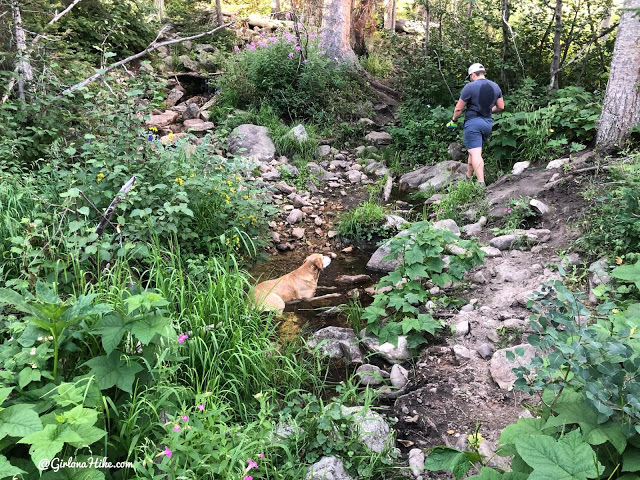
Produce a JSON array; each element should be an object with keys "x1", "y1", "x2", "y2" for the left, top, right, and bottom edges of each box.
[
  {"x1": 337, "y1": 198, "x2": 387, "y2": 242},
  {"x1": 220, "y1": 29, "x2": 366, "y2": 122},
  {"x1": 421, "y1": 180, "x2": 487, "y2": 224},
  {"x1": 364, "y1": 221, "x2": 484, "y2": 348},
  {"x1": 360, "y1": 53, "x2": 393, "y2": 78},
  {"x1": 501, "y1": 197, "x2": 536, "y2": 231}
]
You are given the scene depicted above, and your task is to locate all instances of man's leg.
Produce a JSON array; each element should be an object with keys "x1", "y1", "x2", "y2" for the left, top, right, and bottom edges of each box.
[
  {"x1": 467, "y1": 147, "x2": 484, "y2": 183},
  {"x1": 467, "y1": 153, "x2": 474, "y2": 179}
]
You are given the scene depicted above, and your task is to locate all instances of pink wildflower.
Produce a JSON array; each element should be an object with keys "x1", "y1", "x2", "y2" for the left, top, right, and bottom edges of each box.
[
  {"x1": 173, "y1": 425, "x2": 180, "y2": 432},
  {"x1": 182, "y1": 415, "x2": 189, "y2": 422},
  {"x1": 234, "y1": 45, "x2": 239, "y2": 52},
  {"x1": 295, "y1": 45, "x2": 301, "y2": 51},
  {"x1": 248, "y1": 43, "x2": 256, "y2": 51},
  {"x1": 197, "y1": 404, "x2": 205, "y2": 411},
  {"x1": 162, "y1": 446, "x2": 172, "y2": 457},
  {"x1": 258, "y1": 453, "x2": 265, "y2": 459},
  {"x1": 178, "y1": 334, "x2": 188, "y2": 343},
  {"x1": 288, "y1": 52, "x2": 294, "y2": 58},
  {"x1": 244, "y1": 477, "x2": 253, "y2": 480},
  {"x1": 247, "y1": 459, "x2": 258, "y2": 469}
]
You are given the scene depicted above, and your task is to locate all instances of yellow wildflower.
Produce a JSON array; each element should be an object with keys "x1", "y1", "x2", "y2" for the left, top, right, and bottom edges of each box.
[
  {"x1": 96, "y1": 172, "x2": 105, "y2": 182},
  {"x1": 616, "y1": 256, "x2": 624, "y2": 265},
  {"x1": 168, "y1": 132, "x2": 174, "y2": 141},
  {"x1": 189, "y1": 173, "x2": 196, "y2": 178},
  {"x1": 149, "y1": 126, "x2": 158, "y2": 132},
  {"x1": 612, "y1": 309, "x2": 619, "y2": 314},
  {"x1": 549, "y1": 128, "x2": 554, "y2": 133},
  {"x1": 226, "y1": 180, "x2": 232, "y2": 186},
  {"x1": 243, "y1": 195, "x2": 249, "y2": 200},
  {"x1": 230, "y1": 188, "x2": 236, "y2": 194},
  {"x1": 174, "y1": 177, "x2": 184, "y2": 186}
]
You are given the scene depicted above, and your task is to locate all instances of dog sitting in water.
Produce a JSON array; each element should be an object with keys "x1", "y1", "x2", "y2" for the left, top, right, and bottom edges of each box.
[{"x1": 252, "y1": 253, "x2": 331, "y2": 313}]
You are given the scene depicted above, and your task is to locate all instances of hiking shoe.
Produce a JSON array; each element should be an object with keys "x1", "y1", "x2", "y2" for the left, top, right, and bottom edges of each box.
[{"x1": 477, "y1": 181, "x2": 486, "y2": 189}]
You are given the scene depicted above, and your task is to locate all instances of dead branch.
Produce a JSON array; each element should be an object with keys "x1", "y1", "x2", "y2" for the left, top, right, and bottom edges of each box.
[
  {"x1": 95, "y1": 176, "x2": 136, "y2": 237},
  {"x1": 62, "y1": 22, "x2": 233, "y2": 95}
]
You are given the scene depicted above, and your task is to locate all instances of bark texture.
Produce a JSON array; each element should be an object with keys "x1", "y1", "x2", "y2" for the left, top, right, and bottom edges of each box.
[
  {"x1": 549, "y1": 0, "x2": 562, "y2": 90},
  {"x1": 596, "y1": 0, "x2": 640, "y2": 151},
  {"x1": 321, "y1": 0, "x2": 356, "y2": 63},
  {"x1": 11, "y1": 0, "x2": 33, "y2": 100},
  {"x1": 384, "y1": 0, "x2": 397, "y2": 31},
  {"x1": 352, "y1": 0, "x2": 375, "y2": 55}
]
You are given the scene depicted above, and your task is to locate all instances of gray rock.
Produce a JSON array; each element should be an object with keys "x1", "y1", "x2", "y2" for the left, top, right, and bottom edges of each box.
[
  {"x1": 366, "y1": 229, "x2": 409, "y2": 273},
  {"x1": 390, "y1": 364, "x2": 409, "y2": 389},
  {"x1": 178, "y1": 54, "x2": 199, "y2": 71},
  {"x1": 383, "y1": 214, "x2": 408, "y2": 230},
  {"x1": 453, "y1": 320, "x2": 470, "y2": 336},
  {"x1": 291, "y1": 227, "x2": 305, "y2": 239},
  {"x1": 512, "y1": 161, "x2": 530, "y2": 175},
  {"x1": 194, "y1": 43, "x2": 216, "y2": 52},
  {"x1": 330, "y1": 160, "x2": 350, "y2": 169},
  {"x1": 307, "y1": 327, "x2": 364, "y2": 364},
  {"x1": 356, "y1": 364, "x2": 386, "y2": 386},
  {"x1": 365, "y1": 131, "x2": 393, "y2": 145},
  {"x1": 262, "y1": 170, "x2": 281, "y2": 181},
  {"x1": 364, "y1": 161, "x2": 389, "y2": 176},
  {"x1": 588, "y1": 257, "x2": 611, "y2": 304},
  {"x1": 275, "y1": 182, "x2": 296, "y2": 194},
  {"x1": 408, "y1": 448, "x2": 425, "y2": 478},
  {"x1": 461, "y1": 303, "x2": 474, "y2": 312},
  {"x1": 480, "y1": 246, "x2": 502, "y2": 257},
  {"x1": 399, "y1": 161, "x2": 468, "y2": 192},
  {"x1": 476, "y1": 343, "x2": 495, "y2": 359},
  {"x1": 273, "y1": 422, "x2": 301, "y2": 440},
  {"x1": 452, "y1": 344, "x2": 474, "y2": 360},
  {"x1": 447, "y1": 142, "x2": 466, "y2": 162},
  {"x1": 286, "y1": 209, "x2": 303, "y2": 224},
  {"x1": 182, "y1": 119, "x2": 214, "y2": 132},
  {"x1": 462, "y1": 216, "x2": 487, "y2": 237},
  {"x1": 165, "y1": 85, "x2": 185, "y2": 107},
  {"x1": 360, "y1": 330, "x2": 412, "y2": 364},
  {"x1": 281, "y1": 164, "x2": 299, "y2": 176},
  {"x1": 227, "y1": 124, "x2": 276, "y2": 163},
  {"x1": 358, "y1": 117, "x2": 376, "y2": 126},
  {"x1": 489, "y1": 234, "x2": 519, "y2": 250},
  {"x1": 446, "y1": 244, "x2": 467, "y2": 256},
  {"x1": 290, "y1": 124, "x2": 308, "y2": 142},
  {"x1": 341, "y1": 406, "x2": 391, "y2": 453},
  {"x1": 316, "y1": 145, "x2": 332, "y2": 157},
  {"x1": 546, "y1": 157, "x2": 569, "y2": 169},
  {"x1": 472, "y1": 271, "x2": 488, "y2": 284},
  {"x1": 347, "y1": 170, "x2": 363, "y2": 183},
  {"x1": 433, "y1": 219, "x2": 460, "y2": 235},
  {"x1": 306, "y1": 456, "x2": 353, "y2": 480},
  {"x1": 288, "y1": 193, "x2": 310, "y2": 208},
  {"x1": 425, "y1": 194, "x2": 442, "y2": 205},
  {"x1": 355, "y1": 145, "x2": 378, "y2": 155},
  {"x1": 146, "y1": 111, "x2": 179, "y2": 128},
  {"x1": 490, "y1": 344, "x2": 537, "y2": 390},
  {"x1": 530, "y1": 199, "x2": 549, "y2": 215}
]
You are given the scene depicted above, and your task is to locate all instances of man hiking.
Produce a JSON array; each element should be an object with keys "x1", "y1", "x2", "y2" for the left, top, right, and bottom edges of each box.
[{"x1": 449, "y1": 63, "x2": 504, "y2": 187}]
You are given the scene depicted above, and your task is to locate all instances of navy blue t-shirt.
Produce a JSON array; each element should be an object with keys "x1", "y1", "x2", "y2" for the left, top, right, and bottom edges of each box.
[{"x1": 460, "y1": 79, "x2": 502, "y2": 121}]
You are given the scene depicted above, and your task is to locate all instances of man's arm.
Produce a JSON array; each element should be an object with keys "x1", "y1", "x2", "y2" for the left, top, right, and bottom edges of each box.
[
  {"x1": 492, "y1": 97, "x2": 504, "y2": 114},
  {"x1": 453, "y1": 98, "x2": 466, "y2": 122}
]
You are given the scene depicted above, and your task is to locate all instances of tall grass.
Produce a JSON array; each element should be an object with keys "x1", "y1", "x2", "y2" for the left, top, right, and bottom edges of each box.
[{"x1": 337, "y1": 197, "x2": 387, "y2": 242}]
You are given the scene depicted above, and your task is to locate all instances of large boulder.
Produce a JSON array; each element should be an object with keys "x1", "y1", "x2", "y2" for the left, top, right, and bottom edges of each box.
[
  {"x1": 227, "y1": 124, "x2": 276, "y2": 163},
  {"x1": 365, "y1": 229, "x2": 409, "y2": 273},
  {"x1": 399, "y1": 161, "x2": 468, "y2": 191},
  {"x1": 146, "y1": 111, "x2": 179, "y2": 129},
  {"x1": 588, "y1": 257, "x2": 612, "y2": 304},
  {"x1": 341, "y1": 406, "x2": 392, "y2": 453},
  {"x1": 307, "y1": 327, "x2": 364, "y2": 364}
]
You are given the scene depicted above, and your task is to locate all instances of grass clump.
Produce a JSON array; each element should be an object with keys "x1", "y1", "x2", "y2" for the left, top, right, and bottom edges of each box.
[
  {"x1": 337, "y1": 198, "x2": 387, "y2": 242},
  {"x1": 419, "y1": 180, "x2": 487, "y2": 224}
]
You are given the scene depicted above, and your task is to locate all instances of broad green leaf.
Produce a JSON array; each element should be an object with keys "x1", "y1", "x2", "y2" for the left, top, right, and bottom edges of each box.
[
  {"x1": 94, "y1": 315, "x2": 128, "y2": 355},
  {"x1": 130, "y1": 314, "x2": 171, "y2": 345},
  {"x1": 498, "y1": 417, "x2": 549, "y2": 456},
  {"x1": 63, "y1": 406, "x2": 98, "y2": 426},
  {"x1": 0, "y1": 455, "x2": 26, "y2": 479},
  {"x1": 0, "y1": 387, "x2": 13, "y2": 406},
  {"x1": 423, "y1": 447, "x2": 477, "y2": 480},
  {"x1": 610, "y1": 261, "x2": 640, "y2": 289},
  {"x1": 53, "y1": 383, "x2": 85, "y2": 407},
  {"x1": 0, "y1": 404, "x2": 43, "y2": 440},
  {"x1": 18, "y1": 367, "x2": 42, "y2": 389},
  {"x1": 84, "y1": 354, "x2": 143, "y2": 393},
  {"x1": 467, "y1": 467, "x2": 503, "y2": 479},
  {"x1": 622, "y1": 446, "x2": 640, "y2": 472},
  {"x1": 515, "y1": 430, "x2": 603, "y2": 479},
  {"x1": 66, "y1": 423, "x2": 106, "y2": 448},
  {"x1": 19, "y1": 424, "x2": 83, "y2": 470},
  {"x1": 42, "y1": 467, "x2": 105, "y2": 480}
]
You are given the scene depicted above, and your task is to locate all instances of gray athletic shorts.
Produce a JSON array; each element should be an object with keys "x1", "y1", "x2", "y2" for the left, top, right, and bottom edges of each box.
[{"x1": 463, "y1": 117, "x2": 493, "y2": 149}]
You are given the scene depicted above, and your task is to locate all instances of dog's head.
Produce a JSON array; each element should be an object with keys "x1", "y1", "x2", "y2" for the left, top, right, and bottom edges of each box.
[{"x1": 305, "y1": 253, "x2": 331, "y2": 271}]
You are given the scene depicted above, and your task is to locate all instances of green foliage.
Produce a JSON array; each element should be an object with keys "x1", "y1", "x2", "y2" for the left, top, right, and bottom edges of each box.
[
  {"x1": 575, "y1": 160, "x2": 640, "y2": 257},
  {"x1": 501, "y1": 197, "x2": 536, "y2": 231},
  {"x1": 360, "y1": 53, "x2": 393, "y2": 78},
  {"x1": 421, "y1": 180, "x2": 487, "y2": 224},
  {"x1": 423, "y1": 446, "x2": 483, "y2": 479},
  {"x1": 364, "y1": 221, "x2": 485, "y2": 348},
  {"x1": 337, "y1": 198, "x2": 388, "y2": 242},
  {"x1": 220, "y1": 30, "x2": 367, "y2": 122}
]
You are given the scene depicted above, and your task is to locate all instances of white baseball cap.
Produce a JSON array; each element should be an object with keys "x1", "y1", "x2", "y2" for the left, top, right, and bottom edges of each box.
[{"x1": 467, "y1": 63, "x2": 485, "y2": 78}]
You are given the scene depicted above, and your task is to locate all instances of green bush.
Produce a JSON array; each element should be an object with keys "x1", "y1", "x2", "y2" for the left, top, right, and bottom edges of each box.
[
  {"x1": 360, "y1": 53, "x2": 393, "y2": 78},
  {"x1": 420, "y1": 180, "x2": 487, "y2": 224},
  {"x1": 337, "y1": 198, "x2": 387, "y2": 242},
  {"x1": 220, "y1": 30, "x2": 366, "y2": 122}
]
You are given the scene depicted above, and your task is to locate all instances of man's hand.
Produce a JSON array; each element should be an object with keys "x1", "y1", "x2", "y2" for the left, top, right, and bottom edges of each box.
[{"x1": 446, "y1": 121, "x2": 458, "y2": 130}]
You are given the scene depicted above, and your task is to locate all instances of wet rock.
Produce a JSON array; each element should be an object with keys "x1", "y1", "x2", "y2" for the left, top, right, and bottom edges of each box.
[
  {"x1": 399, "y1": 161, "x2": 468, "y2": 192},
  {"x1": 360, "y1": 330, "x2": 412, "y2": 364},
  {"x1": 390, "y1": 364, "x2": 409, "y2": 389},
  {"x1": 291, "y1": 227, "x2": 305, "y2": 239},
  {"x1": 476, "y1": 343, "x2": 495, "y2": 359},
  {"x1": 490, "y1": 344, "x2": 537, "y2": 390},
  {"x1": 306, "y1": 457, "x2": 353, "y2": 480},
  {"x1": 146, "y1": 111, "x2": 179, "y2": 128},
  {"x1": 408, "y1": 448, "x2": 425, "y2": 478},
  {"x1": 355, "y1": 364, "x2": 387, "y2": 386},
  {"x1": 316, "y1": 145, "x2": 331, "y2": 157},
  {"x1": 588, "y1": 257, "x2": 611, "y2": 304},
  {"x1": 365, "y1": 131, "x2": 393, "y2": 145},
  {"x1": 530, "y1": 199, "x2": 549, "y2": 216},
  {"x1": 546, "y1": 157, "x2": 569, "y2": 169},
  {"x1": 512, "y1": 161, "x2": 530, "y2": 175},
  {"x1": 335, "y1": 274, "x2": 371, "y2": 285},
  {"x1": 307, "y1": 327, "x2": 364, "y2": 364},
  {"x1": 433, "y1": 219, "x2": 460, "y2": 235},
  {"x1": 286, "y1": 209, "x2": 303, "y2": 224},
  {"x1": 227, "y1": 124, "x2": 276, "y2": 162},
  {"x1": 341, "y1": 406, "x2": 392, "y2": 452}
]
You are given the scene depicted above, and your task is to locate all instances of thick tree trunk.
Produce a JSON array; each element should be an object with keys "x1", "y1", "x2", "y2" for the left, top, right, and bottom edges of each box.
[
  {"x1": 384, "y1": 0, "x2": 397, "y2": 31},
  {"x1": 321, "y1": 0, "x2": 356, "y2": 63},
  {"x1": 500, "y1": 0, "x2": 510, "y2": 86},
  {"x1": 549, "y1": 0, "x2": 562, "y2": 90},
  {"x1": 11, "y1": 0, "x2": 33, "y2": 101},
  {"x1": 595, "y1": 0, "x2": 640, "y2": 152},
  {"x1": 352, "y1": 0, "x2": 375, "y2": 55}
]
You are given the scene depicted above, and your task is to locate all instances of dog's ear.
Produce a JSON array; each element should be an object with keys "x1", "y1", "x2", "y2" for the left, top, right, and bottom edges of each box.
[{"x1": 313, "y1": 255, "x2": 324, "y2": 271}]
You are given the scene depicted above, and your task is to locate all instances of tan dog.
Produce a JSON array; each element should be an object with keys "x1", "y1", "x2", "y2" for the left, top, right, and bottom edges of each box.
[{"x1": 252, "y1": 253, "x2": 331, "y2": 313}]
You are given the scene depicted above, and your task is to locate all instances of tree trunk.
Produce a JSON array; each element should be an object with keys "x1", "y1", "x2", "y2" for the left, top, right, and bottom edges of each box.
[
  {"x1": 154, "y1": 0, "x2": 165, "y2": 21},
  {"x1": 595, "y1": 0, "x2": 640, "y2": 152},
  {"x1": 424, "y1": 0, "x2": 430, "y2": 81},
  {"x1": 549, "y1": 0, "x2": 562, "y2": 90},
  {"x1": 384, "y1": 0, "x2": 396, "y2": 31},
  {"x1": 215, "y1": 0, "x2": 223, "y2": 24},
  {"x1": 11, "y1": 0, "x2": 33, "y2": 101},
  {"x1": 271, "y1": 0, "x2": 281, "y2": 18},
  {"x1": 321, "y1": 0, "x2": 356, "y2": 63},
  {"x1": 352, "y1": 0, "x2": 375, "y2": 55}
]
